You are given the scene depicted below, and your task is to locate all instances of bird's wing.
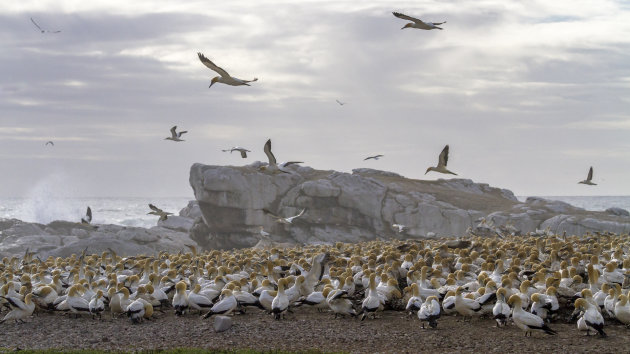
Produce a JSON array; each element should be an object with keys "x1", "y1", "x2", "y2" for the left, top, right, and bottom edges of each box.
[
  {"x1": 364, "y1": 156, "x2": 374, "y2": 160},
  {"x1": 293, "y1": 209, "x2": 306, "y2": 218},
  {"x1": 262, "y1": 209, "x2": 282, "y2": 219},
  {"x1": 336, "y1": 100, "x2": 344, "y2": 105},
  {"x1": 30, "y1": 17, "x2": 43, "y2": 31},
  {"x1": 240, "y1": 150, "x2": 247, "y2": 158},
  {"x1": 587, "y1": 167, "x2": 593, "y2": 181},
  {"x1": 264, "y1": 139, "x2": 277, "y2": 165},
  {"x1": 438, "y1": 145, "x2": 450, "y2": 167},
  {"x1": 282, "y1": 161, "x2": 303, "y2": 167},
  {"x1": 170, "y1": 126, "x2": 178, "y2": 138},
  {"x1": 197, "y1": 52, "x2": 230, "y2": 78},
  {"x1": 392, "y1": 12, "x2": 423, "y2": 24},
  {"x1": 376, "y1": 155, "x2": 384, "y2": 158},
  {"x1": 178, "y1": 131, "x2": 188, "y2": 137},
  {"x1": 50, "y1": 30, "x2": 61, "y2": 33},
  {"x1": 149, "y1": 204, "x2": 162, "y2": 213},
  {"x1": 86, "y1": 207, "x2": 92, "y2": 222}
]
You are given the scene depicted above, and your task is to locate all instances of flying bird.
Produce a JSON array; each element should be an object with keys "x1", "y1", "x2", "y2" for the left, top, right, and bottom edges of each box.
[
  {"x1": 30, "y1": 17, "x2": 61, "y2": 33},
  {"x1": 578, "y1": 167, "x2": 597, "y2": 186},
  {"x1": 336, "y1": 100, "x2": 346, "y2": 106},
  {"x1": 45, "y1": 141, "x2": 54, "y2": 146},
  {"x1": 165, "y1": 126, "x2": 187, "y2": 142},
  {"x1": 260, "y1": 139, "x2": 302, "y2": 173},
  {"x1": 425, "y1": 145, "x2": 457, "y2": 175},
  {"x1": 364, "y1": 155, "x2": 384, "y2": 161},
  {"x1": 392, "y1": 224, "x2": 406, "y2": 233},
  {"x1": 81, "y1": 207, "x2": 92, "y2": 224},
  {"x1": 393, "y1": 12, "x2": 446, "y2": 30},
  {"x1": 222, "y1": 147, "x2": 250, "y2": 158},
  {"x1": 197, "y1": 52, "x2": 258, "y2": 88},
  {"x1": 148, "y1": 204, "x2": 173, "y2": 221},
  {"x1": 263, "y1": 208, "x2": 306, "y2": 224}
]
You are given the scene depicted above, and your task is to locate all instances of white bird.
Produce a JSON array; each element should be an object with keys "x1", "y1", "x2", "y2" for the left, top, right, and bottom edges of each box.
[
  {"x1": 147, "y1": 204, "x2": 172, "y2": 221},
  {"x1": 417, "y1": 296, "x2": 441, "y2": 329},
  {"x1": 325, "y1": 288, "x2": 357, "y2": 318},
  {"x1": 222, "y1": 147, "x2": 250, "y2": 158},
  {"x1": 335, "y1": 99, "x2": 346, "y2": 106},
  {"x1": 172, "y1": 281, "x2": 189, "y2": 316},
  {"x1": 198, "y1": 52, "x2": 257, "y2": 88},
  {"x1": 578, "y1": 166, "x2": 597, "y2": 185},
  {"x1": 392, "y1": 224, "x2": 406, "y2": 233},
  {"x1": 508, "y1": 295, "x2": 557, "y2": 337},
  {"x1": 271, "y1": 278, "x2": 290, "y2": 320},
  {"x1": 202, "y1": 289, "x2": 238, "y2": 318},
  {"x1": 88, "y1": 290, "x2": 105, "y2": 319},
  {"x1": 393, "y1": 12, "x2": 446, "y2": 30},
  {"x1": 263, "y1": 208, "x2": 306, "y2": 224},
  {"x1": 364, "y1": 154, "x2": 384, "y2": 161},
  {"x1": 0, "y1": 294, "x2": 35, "y2": 323},
  {"x1": 492, "y1": 288, "x2": 510, "y2": 327},
  {"x1": 574, "y1": 298, "x2": 606, "y2": 337},
  {"x1": 45, "y1": 141, "x2": 54, "y2": 146},
  {"x1": 165, "y1": 126, "x2": 187, "y2": 142},
  {"x1": 81, "y1": 206, "x2": 92, "y2": 224},
  {"x1": 425, "y1": 145, "x2": 457, "y2": 175},
  {"x1": 30, "y1": 17, "x2": 61, "y2": 33}
]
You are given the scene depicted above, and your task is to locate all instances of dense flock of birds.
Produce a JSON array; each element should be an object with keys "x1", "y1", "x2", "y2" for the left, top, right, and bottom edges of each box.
[{"x1": 2, "y1": 233, "x2": 630, "y2": 339}]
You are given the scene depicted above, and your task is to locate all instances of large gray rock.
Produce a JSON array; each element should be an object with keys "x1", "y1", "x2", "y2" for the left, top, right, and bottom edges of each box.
[
  {"x1": 189, "y1": 163, "x2": 630, "y2": 249},
  {"x1": 213, "y1": 315, "x2": 232, "y2": 332}
]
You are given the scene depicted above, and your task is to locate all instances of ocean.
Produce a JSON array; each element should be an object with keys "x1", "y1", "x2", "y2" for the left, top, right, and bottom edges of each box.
[{"x1": 1, "y1": 196, "x2": 628, "y2": 228}]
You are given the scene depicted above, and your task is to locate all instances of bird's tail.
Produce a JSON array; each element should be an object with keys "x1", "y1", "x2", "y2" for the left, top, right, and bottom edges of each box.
[{"x1": 542, "y1": 324, "x2": 557, "y2": 335}]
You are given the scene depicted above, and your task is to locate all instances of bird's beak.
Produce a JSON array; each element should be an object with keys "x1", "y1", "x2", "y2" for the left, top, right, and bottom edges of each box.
[{"x1": 401, "y1": 26, "x2": 406, "y2": 30}]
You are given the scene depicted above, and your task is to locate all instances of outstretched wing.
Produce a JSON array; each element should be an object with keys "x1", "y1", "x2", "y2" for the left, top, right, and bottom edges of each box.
[
  {"x1": 587, "y1": 166, "x2": 593, "y2": 181},
  {"x1": 282, "y1": 161, "x2": 303, "y2": 167},
  {"x1": 178, "y1": 130, "x2": 188, "y2": 137},
  {"x1": 197, "y1": 52, "x2": 230, "y2": 78},
  {"x1": 438, "y1": 145, "x2": 450, "y2": 167},
  {"x1": 170, "y1": 126, "x2": 178, "y2": 138},
  {"x1": 149, "y1": 204, "x2": 162, "y2": 213},
  {"x1": 85, "y1": 207, "x2": 92, "y2": 222},
  {"x1": 392, "y1": 12, "x2": 423, "y2": 24},
  {"x1": 30, "y1": 17, "x2": 43, "y2": 31},
  {"x1": 262, "y1": 209, "x2": 282, "y2": 220},
  {"x1": 336, "y1": 99, "x2": 345, "y2": 105},
  {"x1": 264, "y1": 139, "x2": 277, "y2": 165}
]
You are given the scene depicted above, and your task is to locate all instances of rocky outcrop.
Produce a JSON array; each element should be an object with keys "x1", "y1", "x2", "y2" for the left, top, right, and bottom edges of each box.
[
  {"x1": 0, "y1": 218, "x2": 198, "y2": 259},
  {"x1": 189, "y1": 163, "x2": 630, "y2": 249}
]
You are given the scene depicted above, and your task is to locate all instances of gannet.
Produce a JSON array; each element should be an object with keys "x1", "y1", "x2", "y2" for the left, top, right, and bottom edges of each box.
[
  {"x1": 260, "y1": 139, "x2": 302, "y2": 174},
  {"x1": 203, "y1": 289, "x2": 238, "y2": 318},
  {"x1": 45, "y1": 141, "x2": 54, "y2": 146},
  {"x1": 66, "y1": 286, "x2": 91, "y2": 318},
  {"x1": 614, "y1": 294, "x2": 630, "y2": 324},
  {"x1": 165, "y1": 126, "x2": 187, "y2": 142},
  {"x1": 88, "y1": 290, "x2": 105, "y2": 319},
  {"x1": 364, "y1": 155, "x2": 384, "y2": 161},
  {"x1": 0, "y1": 293, "x2": 34, "y2": 323},
  {"x1": 147, "y1": 204, "x2": 172, "y2": 221},
  {"x1": 393, "y1": 12, "x2": 446, "y2": 30},
  {"x1": 172, "y1": 281, "x2": 189, "y2": 316},
  {"x1": 392, "y1": 224, "x2": 406, "y2": 233},
  {"x1": 30, "y1": 17, "x2": 61, "y2": 33},
  {"x1": 222, "y1": 147, "x2": 250, "y2": 158},
  {"x1": 335, "y1": 99, "x2": 346, "y2": 106},
  {"x1": 454, "y1": 287, "x2": 481, "y2": 318},
  {"x1": 417, "y1": 295, "x2": 440, "y2": 328},
  {"x1": 271, "y1": 278, "x2": 290, "y2": 320},
  {"x1": 361, "y1": 273, "x2": 384, "y2": 320},
  {"x1": 493, "y1": 288, "x2": 510, "y2": 327},
  {"x1": 574, "y1": 298, "x2": 606, "y2": 337},
  {"x1": 263, "y1": 208, "x2": 306, "y2": 224},
  {"x1": 508, "y1": 295, "x2": 557, "y2": 337},
  {"x1": 81, "y1": 206, "x2": 92, "y2": 224},
  {"x1": 197, "y1": 52, "x2": 257, "y2": 88},
  {"x1": 426, "y1": 145, "x2": 457, "y2": 175},
  {"x1": 325, "y1": 288, "x2": 357, "y2": 318},
  {"x1": 578, "y1": 166, "x2": 596, "y2": 185},
  {"x1": 188, "y1": 284, "x2": 213, "y2": 314}
]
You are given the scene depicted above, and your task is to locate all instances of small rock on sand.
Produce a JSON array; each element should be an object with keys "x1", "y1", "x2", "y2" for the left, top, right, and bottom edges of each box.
[{"x1": 214, "y1": 316, "x2": 232, "y2": 332}]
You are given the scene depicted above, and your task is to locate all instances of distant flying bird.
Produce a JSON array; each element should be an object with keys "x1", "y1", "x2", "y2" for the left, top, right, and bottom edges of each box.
[
  {"x1": 260, "y1": 139, "x2": 302, "y2": 173},
  {"x1": 336, "y1": 99, "x2": 346, "y2": 106},
  {"x1": 364, "y1": 155, "x2": 384, "y2": 161},
  {"x1": 263, "y1": 208, "x2": 306, "y2": 224},
  {"x1": 197, "y1": 52, "x2": 258, "y2": 88},
  {"x1": 30, "y1": 17, "x2": 61, "y2": 33},
  {"x1": 258, "y1": 226, "x2": 271, "y2": 240},
  {"x1": 425, "y1": 145, "x2": 457, "y2": 175},
  {"x1": 393, "y1": 12, "x2": 446, "y2": 30},
  {"x1": 392, "y1": 224, "x2": 406, "y2": 233},
  {"x1": 45, "y1": 141, "x2": 54, "y2": 146},
  {"x1": 148, "y1": 204, "x2": 172, "y2": 221},
  {"x1": 81, "y1": 207, "x2": 92, "y2": 224},
  {"x1": 578, "y1": 167, "x2": 597, "y2": 186},
  {"x1": 165, "y1": 126, "x2": 187, "y2": 142},
  {"x1": 222, "y1": 147, "x2": 250, "y2": 158}
]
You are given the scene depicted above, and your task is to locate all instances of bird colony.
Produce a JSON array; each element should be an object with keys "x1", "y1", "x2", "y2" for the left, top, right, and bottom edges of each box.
[{"x1": 2, "y1": 233, "x2": 630, "y2": 339}]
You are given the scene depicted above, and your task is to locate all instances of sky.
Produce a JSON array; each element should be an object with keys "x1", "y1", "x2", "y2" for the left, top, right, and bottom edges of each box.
[{"x1": 1, "y1": 0, "x2": 629, "y2": 199}]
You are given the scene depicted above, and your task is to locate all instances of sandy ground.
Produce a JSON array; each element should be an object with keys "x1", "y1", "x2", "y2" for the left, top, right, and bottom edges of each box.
[{"x1": 0, "y1": 308, "x2": 627, "y2": 353}]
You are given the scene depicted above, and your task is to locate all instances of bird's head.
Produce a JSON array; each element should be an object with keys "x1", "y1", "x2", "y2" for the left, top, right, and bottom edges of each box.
[
  {"x1": 209, "y1": 76, "x2": 220, "y2": 88},
  {"x1": 402, "y1": 23, "x2": 413, "y2": 30}
]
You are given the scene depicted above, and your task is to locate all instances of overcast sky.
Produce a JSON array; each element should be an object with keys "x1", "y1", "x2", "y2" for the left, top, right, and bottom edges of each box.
[{"x1": 1, "y1": 0, "x2": 629, "y2": 199}]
